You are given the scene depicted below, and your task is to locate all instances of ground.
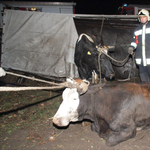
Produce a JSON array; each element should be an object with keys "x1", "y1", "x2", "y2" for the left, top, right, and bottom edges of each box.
[{"x1": 1, "y1": 77, "x2": 150, "y2": 150}]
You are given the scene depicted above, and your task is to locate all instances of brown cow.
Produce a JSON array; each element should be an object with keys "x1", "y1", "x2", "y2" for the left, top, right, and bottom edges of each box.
[{"x1": 53, "y1": 79, "x2": 150, "y2": 146}]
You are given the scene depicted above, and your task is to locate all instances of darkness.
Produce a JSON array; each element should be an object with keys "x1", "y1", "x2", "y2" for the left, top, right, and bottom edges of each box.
[
  {"x1": 75, "y1": 1, "x2": 124, "y2": 14},
  {"x1": 3, "y1": 0, "x2": 150, "y2": 14},
  {"x1": 76, "y1": 0, "x2": 150, "y2": 15}
]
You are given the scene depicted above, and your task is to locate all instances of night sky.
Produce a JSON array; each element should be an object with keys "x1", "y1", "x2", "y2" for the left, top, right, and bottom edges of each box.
[
  {"x1": 4, "y1": 0, "x2": 150, "y2": 14},
  {"x1": 74, "y1": 0, "x2": 150, "y2": 14}
]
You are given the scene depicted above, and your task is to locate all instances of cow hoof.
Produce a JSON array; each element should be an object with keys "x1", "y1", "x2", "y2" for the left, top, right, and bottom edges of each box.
[
  {"x1": 82, "y1": 121, "x2": 91, "y2": 127},
  {"x1": 106, "y1": 136, "x2": 118, "y2": 147},
  {"x1": 106, "y1": 140, "x2": 118, "y2": 147}
]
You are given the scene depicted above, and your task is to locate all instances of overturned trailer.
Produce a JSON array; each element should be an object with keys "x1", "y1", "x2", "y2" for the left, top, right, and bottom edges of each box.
[{"x1": 0, "y1": 9, "x2": 140, "y2": 82}]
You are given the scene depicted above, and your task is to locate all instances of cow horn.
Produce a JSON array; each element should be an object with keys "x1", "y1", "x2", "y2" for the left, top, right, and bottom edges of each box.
[{"x1": 65, "y1": 77, "x2": 90, "y2": 95}]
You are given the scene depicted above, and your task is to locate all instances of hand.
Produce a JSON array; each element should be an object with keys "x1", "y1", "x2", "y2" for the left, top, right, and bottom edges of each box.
[
  {"x1": 0, "y1": 67, "x2": 6, "y2": 77},
  {"x1": 128, "y1": 47, "x2": 134, "y2": 55}
]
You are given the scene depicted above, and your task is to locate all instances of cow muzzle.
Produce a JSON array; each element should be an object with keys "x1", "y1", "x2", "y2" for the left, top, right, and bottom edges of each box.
[{"x1": 53, "y1": 117, "x2": 69, "y2": 127}]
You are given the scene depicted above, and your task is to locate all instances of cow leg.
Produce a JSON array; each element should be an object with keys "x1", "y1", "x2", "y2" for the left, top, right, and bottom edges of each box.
[
  {"x1": 91, "y1": 122, "x2": 97, "y2": 132},
  {"x1": 91, "y1": 120, "x2": 111, "y2": 139},
  {"x1": 106, "y1": 120, "x2": 136, "y2": 146},
  {"x1": 98, "y1": 119, "x2": 111, "y2": 139}
]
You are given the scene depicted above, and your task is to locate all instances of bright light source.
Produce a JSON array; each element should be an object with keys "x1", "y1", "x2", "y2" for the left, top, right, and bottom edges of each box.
[
  {"x1": 123, "y1": 4, "x2": 127, "y2": 7},
  {"x1": 30, "y1": 7, "x2": 36, "y2": 11}
]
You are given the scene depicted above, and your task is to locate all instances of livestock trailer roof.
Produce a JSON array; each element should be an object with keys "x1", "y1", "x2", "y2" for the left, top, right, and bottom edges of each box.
[
  {"x1": 0, "y1": 1, "x2": 76, "y2": 6},
  {"x1": 73, "y1": 14, "x2": 139, "y2": 29}
]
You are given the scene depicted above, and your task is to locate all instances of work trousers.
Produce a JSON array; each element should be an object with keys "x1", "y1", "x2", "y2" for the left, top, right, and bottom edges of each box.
[{"x1": 138, "y1": 65, "x2": 150, "y2": 83}]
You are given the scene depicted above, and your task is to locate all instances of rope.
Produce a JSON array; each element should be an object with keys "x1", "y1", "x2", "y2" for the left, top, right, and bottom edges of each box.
[
  {"x1": 96, "y1": 46, "x2": 135, "y2": 82},
  {"x1": 97, "y1": 47, "x2": 130, "y2": 64},
  {"x1": 5, "y1": 71, "x2": 64, "y2": 86},
  {"x1": 118, "y1": 53, "x2": 135, "y2": 82},
  {"x1": 0, "y1": 85, "x2": 65, "y2": 91},
  {"x1": 0, "y1": 71, "x2": 67, "y2": 91},
  {"x1": 98, "y1": 52, "x2": 102, "y2": 83},
  {"x1": 100, "y1": 17, "x2": 105, "y2": 35}
]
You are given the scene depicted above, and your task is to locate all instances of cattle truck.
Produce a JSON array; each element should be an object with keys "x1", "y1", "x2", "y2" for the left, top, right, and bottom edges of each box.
[{"x1": 118, "y1": 4, "x2": 150, "y2": 15}]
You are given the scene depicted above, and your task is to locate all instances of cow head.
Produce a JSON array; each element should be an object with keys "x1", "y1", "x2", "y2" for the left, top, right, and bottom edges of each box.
[
  {"x1": 74, "y1": 33, "x2": 115, "y2": 81},
  {"x1": 53, "y1": 78, "x2": 89, "y2": 127},
  {"x1": 53, "y1": 87, "x2": 80, "y2": 127}
]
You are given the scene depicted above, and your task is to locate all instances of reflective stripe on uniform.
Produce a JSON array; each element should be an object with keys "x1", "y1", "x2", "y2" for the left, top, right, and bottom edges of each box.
[
  {"x1": 142, "y1": 25, "x2": 147, "y2": 66},
  {"x1": 130, "y1": 42, "x2": 137, "y2": 49},
  {"x1": 135, "y1": 30, "x2": 142, "y2": 36},
  {"x1": 135, "y1": 59, "x2": 150, "y2": 65},
  {"x1": 135, "y1": 59, "x2": 141, "y2": 65},
  {"x1": 134, "y1": 27, "x2": 150, "y2": 36},
  {"x1": 146, "y1": 28, "x2": 150, "y2": 34},
  {"x1": 147, "y1": 59, "x2": 150, "y2": 64}
]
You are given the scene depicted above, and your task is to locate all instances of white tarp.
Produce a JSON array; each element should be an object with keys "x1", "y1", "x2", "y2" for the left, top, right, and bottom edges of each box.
[{"x1": 2, "y1": 9, "x2": 79, "y2": 78}]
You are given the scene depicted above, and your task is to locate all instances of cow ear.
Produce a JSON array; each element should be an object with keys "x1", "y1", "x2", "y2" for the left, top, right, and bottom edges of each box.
[
  {"x1": 76, "y1": 79, "x2": 90, "y2": 95},
  {"x1": 77, "y1": 86, "x2": 86, "y2": 95}
]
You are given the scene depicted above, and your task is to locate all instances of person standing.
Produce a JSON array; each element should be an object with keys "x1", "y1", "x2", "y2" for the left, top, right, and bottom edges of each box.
[{"x1": 128, "y1": 9, "x2": 150, "y2": 83}]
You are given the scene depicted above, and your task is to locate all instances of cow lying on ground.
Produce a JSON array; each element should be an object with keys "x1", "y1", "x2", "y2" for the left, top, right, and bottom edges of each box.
[
  {"x1": 53, "y1": 78, "x2": 150, "y2": 146},
  {"x1": 74, "y1": 33, "x2": 115, "y2": 81}
]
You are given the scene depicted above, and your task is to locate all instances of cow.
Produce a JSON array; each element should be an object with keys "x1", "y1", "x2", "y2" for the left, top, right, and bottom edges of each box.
[
  {"x1": 53, "y1": 78, "x2": 150, "y2": 146},
  {"x1": 74, "y1": 33, "x2": 115, "y2": 81}
]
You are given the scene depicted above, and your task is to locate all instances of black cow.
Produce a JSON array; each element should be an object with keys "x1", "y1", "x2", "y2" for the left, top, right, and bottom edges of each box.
[
  {"x1": 74, "y1": 33, "x2": 115, "y2": 80},
  {"x1": 53, "y1": 78, "x2": 150, "y2": 146}
]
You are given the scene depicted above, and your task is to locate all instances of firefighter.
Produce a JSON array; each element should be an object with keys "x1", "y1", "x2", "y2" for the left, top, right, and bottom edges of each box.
[{"x1": 128, "y1": 9, "x2": 150, "y2": 83}]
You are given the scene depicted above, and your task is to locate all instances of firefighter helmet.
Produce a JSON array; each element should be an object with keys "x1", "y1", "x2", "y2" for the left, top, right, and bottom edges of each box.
[{"x1": 138, "y1": 9, "x2": 150, "y2": 21}]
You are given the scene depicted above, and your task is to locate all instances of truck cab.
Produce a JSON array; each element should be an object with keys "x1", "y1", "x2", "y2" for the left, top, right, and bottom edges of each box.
[{"x1": 118, "y1": 4, "x2": 150, "y2": 15}]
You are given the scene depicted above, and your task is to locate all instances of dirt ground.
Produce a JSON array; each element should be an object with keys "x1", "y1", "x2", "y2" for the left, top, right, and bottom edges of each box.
[
  {"x1": 1, "y1": 77, "x2": 150, "y2": 150},
  {"x1": 1, "y1": 120, "x2": 150, "y2": 150}
]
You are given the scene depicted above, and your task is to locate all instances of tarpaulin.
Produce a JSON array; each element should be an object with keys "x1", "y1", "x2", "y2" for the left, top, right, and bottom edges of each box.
[{"x1": 2, "y1": 9, "x2": 79, "y2": 78}]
